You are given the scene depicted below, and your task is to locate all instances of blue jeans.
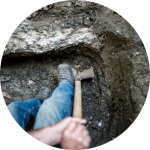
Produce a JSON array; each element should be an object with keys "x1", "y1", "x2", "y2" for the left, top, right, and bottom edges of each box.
[{"x1": 8, "y1": 81, "x2": 74, "y2": 130}]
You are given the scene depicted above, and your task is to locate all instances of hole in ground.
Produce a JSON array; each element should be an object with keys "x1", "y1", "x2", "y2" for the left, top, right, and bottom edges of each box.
[{"x1": 1, "y1": 46, "x2": 134, "y2": 148}]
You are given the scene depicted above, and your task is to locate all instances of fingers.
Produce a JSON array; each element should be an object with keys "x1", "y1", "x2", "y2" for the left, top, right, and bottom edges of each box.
[
  {"x1": 60, "y1": 117, "x2": 86, "y2": 130},
  {"x1": 82, "y1": 130, "x2": 91, "y2": 148},
  {"x1": 67, "y1": 122, "x2": 76, "y2": 132},
  {"x1": 72, "y1": 118, "x2": 87, "y2": 124},
  {"x1": 82, "y1": 129, "x2": 89, "y2": 137},
  {"x1": 73, "y1": 124, "x2": 85, "y2": 134},
  {"x1": 63, "y1": 122, "x2": 77, "y2": 139},
  {"x1": 63, "y1": 117, "x2": 87, "y2": 136},
  {"x1": 64, "y1": 117, "x2": 87, "y2": 124},
  {"x1": 54, "y1": 117, "x2": 87, "y2": 135},
  {"x1": 73, "y1": 125, "x2": 91, "y2": 148},
  {"x1": 83, "y1": 136, "x2": 91, "y2": 148}
]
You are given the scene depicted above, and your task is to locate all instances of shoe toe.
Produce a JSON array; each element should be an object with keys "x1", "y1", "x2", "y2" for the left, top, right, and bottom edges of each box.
[{"x1": 57, "y1": 64, "x2": 75, "y2": 86}]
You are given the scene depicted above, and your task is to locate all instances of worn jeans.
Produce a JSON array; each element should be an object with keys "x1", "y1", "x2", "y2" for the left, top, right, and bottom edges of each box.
[{"x1": 8, "y1": 80, "x2": 74, "y2": 130}]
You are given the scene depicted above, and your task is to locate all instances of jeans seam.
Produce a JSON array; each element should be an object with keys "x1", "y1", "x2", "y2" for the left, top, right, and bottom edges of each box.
[{"x1": 23, "y1": 105, "x2": 41, "y2": 128}]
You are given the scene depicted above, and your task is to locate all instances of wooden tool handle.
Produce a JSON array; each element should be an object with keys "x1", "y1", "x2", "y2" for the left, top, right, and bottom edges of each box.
[
  {"x1": 61, "y1": 80, "x2": 82, "y2": 149},
  {"x1": 73, "y1": 80, "x2": 82, "y2": 118}
]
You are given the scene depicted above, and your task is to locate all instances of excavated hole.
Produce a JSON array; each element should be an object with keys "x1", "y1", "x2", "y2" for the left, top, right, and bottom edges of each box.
[{"x1": 1, "y1": 44, "x2": 134, "y2": 147}]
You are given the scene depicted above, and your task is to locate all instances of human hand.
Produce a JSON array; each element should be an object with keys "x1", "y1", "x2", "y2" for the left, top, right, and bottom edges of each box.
[
  {"x1": 28, "y1": 117, "x2": 87, "y2": 146},
  {"x1": 53, "y1": 117, "x2": 87, "y2": 144},
  {"x1": 61, "y1": 122, "x2": 91, "y2": 150}
]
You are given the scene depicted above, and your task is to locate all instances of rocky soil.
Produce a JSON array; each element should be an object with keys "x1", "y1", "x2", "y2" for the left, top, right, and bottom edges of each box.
[{"x1": 1, "y1": 0, "x2": 149, "y2": 148}]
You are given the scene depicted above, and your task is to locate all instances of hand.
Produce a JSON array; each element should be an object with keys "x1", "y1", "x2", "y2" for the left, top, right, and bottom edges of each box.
[
  {"x1": 53, "y1": 117, "x2": 87, "y2": 143},
  {"x1": 61, "y1": 122, "x2": 91, "y2": 150},
  {"x1": 28, "y1": 117, "x2": 87, "y2": 146}
]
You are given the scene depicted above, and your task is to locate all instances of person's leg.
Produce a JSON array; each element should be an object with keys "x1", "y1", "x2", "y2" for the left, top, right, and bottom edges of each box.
[
  {"x1": 8, "y1": 98, "x2": 41, "y2": 130},
  {"x1": 7, "y1": 87, "x2": 51, "y2": 130},
  {"x1": 34, "y1": 80, "x2": 74, "y2": 130},
  {"x1": 34, "y1": 76, "x2": 74, "y2": 149}
]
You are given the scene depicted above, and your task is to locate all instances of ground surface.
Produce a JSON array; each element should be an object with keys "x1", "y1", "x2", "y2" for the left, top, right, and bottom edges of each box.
[{"x1": 0, "y1": 0, "x2": 150, "y2": 148}]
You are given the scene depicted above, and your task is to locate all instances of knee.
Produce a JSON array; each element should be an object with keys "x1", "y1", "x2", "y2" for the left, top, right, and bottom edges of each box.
[{"x1": 39, "y1": 100, "x2": 59, "y2": 116}]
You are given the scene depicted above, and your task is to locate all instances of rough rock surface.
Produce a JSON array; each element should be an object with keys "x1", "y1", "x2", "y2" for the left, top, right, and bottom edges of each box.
[{"x1": 1, "y1": 0, "x2": 150, "y2": 148}]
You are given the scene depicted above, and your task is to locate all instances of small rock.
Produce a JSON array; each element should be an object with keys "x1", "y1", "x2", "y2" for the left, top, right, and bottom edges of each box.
[
  {"x1": 43, "y1": 80, "x2": 50, "y2": 86},
  {"x1": 41, "y1": 72, "x2": 47, "y2": 79},
  {"x1": 0, "y1": 76, "x2": 11, "y2": 82},
  {"x1": 32, "y1": 77, "x2": 36, "y2": 82},
  {"x1": 2, "y1": 92, "x2": 11, "y2": 99},
  {"x1": 27, "y1": 80, "x2": 35, "y2": 86},
  {"x1": 97, "y1": 121, "x2": 102, "y2": 127},
  {"x1": 142, "y1": 85, "x2": 149, "y2": 96},
  {"x1": 42, "y1": 6, "x2": 49, "y2": 11},
  {"x1": 92, "y1": 123, "x2": 99, "y2": 131},
  {"x1": 129, "y1": 118, "x2": 133, "y2": 123},
  {"x1": 14, "y1": 96, "x2": 21, "y2": 102},
  {"x1": 22, "y1": 70, "x2": 27, "y2": 75},
  {"x1": 84, "y1": 116, "x2": 90, "y2": 122},
  {"x1": 31, "y1": 11, "x2": 39, "y2": 18}
]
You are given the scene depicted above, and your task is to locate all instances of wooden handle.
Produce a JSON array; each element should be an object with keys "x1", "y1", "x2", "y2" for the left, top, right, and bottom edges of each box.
[
  {"x1": 60, "y1": 81, "x2": 82, "y2": 149},
  {"x1": 73, "y1": 80, "x2": 82, "y2": 118}
]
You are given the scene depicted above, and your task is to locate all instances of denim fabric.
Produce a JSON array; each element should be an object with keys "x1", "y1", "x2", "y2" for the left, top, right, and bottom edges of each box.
[{"x1": 8, "y1": 81, "x2": 74, "y2": 130}]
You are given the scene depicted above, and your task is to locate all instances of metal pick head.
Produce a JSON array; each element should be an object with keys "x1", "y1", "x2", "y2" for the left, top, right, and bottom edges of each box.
[{"x1": 72, "y1": 66, "x2": 95, "y2": 80}]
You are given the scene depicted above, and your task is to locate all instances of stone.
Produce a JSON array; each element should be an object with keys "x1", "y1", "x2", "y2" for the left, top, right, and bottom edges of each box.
[
  {"x1": 31, "y1": 11, "x2": 39, "y2": 18},
  {"x1": 142, "y1": 85, "x2": 149, "y2": 96},
  {"x1": 91, "y1": 122, "x2": 100, "y2": 131},
  {"x1": 2, "y1": 92, "x2": 11, "y2": 99},
  {"x1": 0, "y1": 76, "x2": 11, "y2": 82},
  {"x1": 42, "y1": 80, "x2": 50, "y2": 86}
]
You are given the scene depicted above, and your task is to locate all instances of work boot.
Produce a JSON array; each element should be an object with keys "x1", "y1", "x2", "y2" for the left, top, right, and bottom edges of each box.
[
  {"x1": 57, "y1": 64, "x2": 75, "y2": 86},
  {"x1": 36, "y1": 87, "x2": 51, "y2": 104}
]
